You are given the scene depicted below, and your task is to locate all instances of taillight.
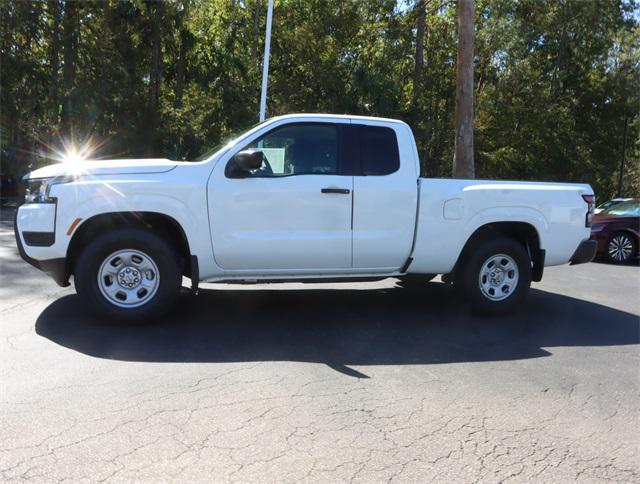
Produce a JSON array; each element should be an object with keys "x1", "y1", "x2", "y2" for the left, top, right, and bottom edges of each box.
[{"x1": 582, "y1": 194, "x2": 595, "y2": 227}]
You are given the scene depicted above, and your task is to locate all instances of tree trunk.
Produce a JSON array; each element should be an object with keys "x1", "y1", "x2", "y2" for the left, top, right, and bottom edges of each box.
[
  {"x1": 61, "y1": 0, "x2": 78, "y2": 135},
  {"x1": 412, "y1": 0, "x2": 426, "y2": 114},
  {"x1": 148, "y1": 1, "x2": 163, "y2": 155},
  {"x1": 47, "y1": 0, "x2": 61, "y2": 128},
  {"x1": 175, "y1": 2, "x2": 188, "y2": 108},
  {"x1": 453, "y1": 0, "x2": 475, "y2": 179}
]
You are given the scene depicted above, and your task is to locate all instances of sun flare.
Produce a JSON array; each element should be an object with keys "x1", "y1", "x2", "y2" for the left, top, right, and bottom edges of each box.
[
  {"x1": 35, "y1": 133, "x2": 109, "y2": 177},
  {"x1": 62, "y1": 148, "x2": 86, "y2": 164}
]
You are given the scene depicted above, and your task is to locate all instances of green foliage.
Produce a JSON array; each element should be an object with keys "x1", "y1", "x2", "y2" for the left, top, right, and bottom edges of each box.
[
  {"x1": 1, "y1": 0, "x2": 638, "y2": 199},
  {"x1": 474, "y1": 0, "x2": 640, "y2": 197}
]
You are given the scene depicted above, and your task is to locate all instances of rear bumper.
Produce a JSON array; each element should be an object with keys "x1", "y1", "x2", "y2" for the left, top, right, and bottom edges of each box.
[
  {"x1": 569, "y1": 239, "x2": 597, "y2": 265},
  {"x1": 589, "y1": 231, "x2": 608, "y2": 255},
  {"x1": 14, "y1": 211, "x2": 70, "y2": 287}
]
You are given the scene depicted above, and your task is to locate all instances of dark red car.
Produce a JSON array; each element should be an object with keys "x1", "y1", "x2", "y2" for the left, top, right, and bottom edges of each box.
[{"x1": 590, "y1": 199, "x2": 639, "y2": 264}]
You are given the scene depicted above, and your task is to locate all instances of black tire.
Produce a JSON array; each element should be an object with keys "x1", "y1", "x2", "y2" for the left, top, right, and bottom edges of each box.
[
  {"x1": 454, "y1": 236, "x2": 531, "y2": 316},
  {"x1": 74, "y1": 227, "x2": 181, "y2": 322},
  {"x1": 605, "y1": 231, "x2": 637, "y2": 264}
]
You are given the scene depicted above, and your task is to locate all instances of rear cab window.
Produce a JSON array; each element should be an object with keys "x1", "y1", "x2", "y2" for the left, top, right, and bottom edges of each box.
[{"x1": 359, "y1": 125, "x2": 400, "y2": 176}]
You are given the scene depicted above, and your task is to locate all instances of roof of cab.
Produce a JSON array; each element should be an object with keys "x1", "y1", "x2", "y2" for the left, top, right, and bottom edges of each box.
[{"x1": 267, "y1": 113, "x2": 409, "y2": 126}]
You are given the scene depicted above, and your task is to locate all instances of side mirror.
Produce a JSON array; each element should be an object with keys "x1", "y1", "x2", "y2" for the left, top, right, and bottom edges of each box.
[{"x1": 233, "y1": 149, "x2": 263, "y2": 172}]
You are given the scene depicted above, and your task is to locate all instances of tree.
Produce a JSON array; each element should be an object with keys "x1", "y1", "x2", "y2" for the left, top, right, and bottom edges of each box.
[
  {"x1": 0, "y1": 0, "x2": 636, "y2": 199},
  {"x1": 60, "y1": 0, "x2": 78, "y2": 135},
  {"x1": 174, "y1": 1, "x2": 190, "y2": 108},
  {"x1": 412, "y1": 0, "x2": 426, "y2": 117},
  {"x1": 252, "y1": 0, "x2": 261, "y2": 61},
  {"x1": 47, "y1": 0, "x2": 61, "y2": 128},
  {"x1": 453, "y1": 0, "x2": 475, "y2": 179},
  {"x1": 147, "y1": 0, "x2": 164, "y2": 155}
]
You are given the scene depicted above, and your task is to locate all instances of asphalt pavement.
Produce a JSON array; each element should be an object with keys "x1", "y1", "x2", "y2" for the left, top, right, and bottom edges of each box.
[{"x1": 1, "y1": 207, "x2": 639, "y2": 483}]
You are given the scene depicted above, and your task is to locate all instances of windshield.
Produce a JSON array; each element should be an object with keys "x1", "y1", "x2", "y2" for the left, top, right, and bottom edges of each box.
[
  {"x1": 194, "y1": 120, "x2": 267, "y2": 161},
  {"x1": 597, "y1": 200, "x2": 619, "y2": 210},
  {"x1": 602, "y1": 200, "x2": 640, "y2": 217}
]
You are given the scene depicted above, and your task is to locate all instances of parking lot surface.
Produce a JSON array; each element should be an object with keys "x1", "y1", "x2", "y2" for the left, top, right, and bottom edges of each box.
[{"x1": 1, "y1": 209, "x2": 639, "y2": 483}]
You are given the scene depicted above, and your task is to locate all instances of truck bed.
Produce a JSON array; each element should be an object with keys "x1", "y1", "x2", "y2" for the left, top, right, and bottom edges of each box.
[{"x1": 408, "y1": 178, "x2": 593, "y2": 274}]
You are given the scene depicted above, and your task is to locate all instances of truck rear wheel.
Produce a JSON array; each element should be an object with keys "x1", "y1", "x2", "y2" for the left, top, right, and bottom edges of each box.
[
  {"x1": 74, "y1": 227, "x2": 181, "y2": 322},
  {"x1": 454, "y1": 236, "x2": 531, "y2": 316}
]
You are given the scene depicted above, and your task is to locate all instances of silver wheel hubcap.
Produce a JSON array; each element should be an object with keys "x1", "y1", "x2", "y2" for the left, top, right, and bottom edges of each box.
[
  {"x1": 98, "y1": 250, "x2": 160, "y2": 308},
  {"x1": 608, "y1": 235, "x2": 633, "y2": 261},
  {"x1": 478, "y1": 254, "x2": 519, "y2": 301}
]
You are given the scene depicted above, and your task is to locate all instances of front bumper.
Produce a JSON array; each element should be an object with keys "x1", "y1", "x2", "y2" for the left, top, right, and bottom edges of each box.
[
  {"x1": 14, "y1": 210, "x2": 70, "y2": 287},
  {"x1": 569, "y1": 239, "x2": 597, "y2": 265}
]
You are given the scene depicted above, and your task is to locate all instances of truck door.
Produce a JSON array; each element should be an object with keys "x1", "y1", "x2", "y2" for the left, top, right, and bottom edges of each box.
[
  {"x1": 350, "y1": 123, "x2": 419, "y2": 270},
  {"x1": 208, "y1": 121, "x2": 354, "y2": 272}
]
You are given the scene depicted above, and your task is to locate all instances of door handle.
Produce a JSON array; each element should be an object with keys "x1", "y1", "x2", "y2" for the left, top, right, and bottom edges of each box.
[{"x1": 321, "y1": 188, "x2": 351, "y2": 194}]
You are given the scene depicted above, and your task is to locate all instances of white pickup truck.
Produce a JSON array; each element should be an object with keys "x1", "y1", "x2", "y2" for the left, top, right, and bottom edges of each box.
[{"x1": 15, "y1": 114, "x2": 597, "y2": 321}]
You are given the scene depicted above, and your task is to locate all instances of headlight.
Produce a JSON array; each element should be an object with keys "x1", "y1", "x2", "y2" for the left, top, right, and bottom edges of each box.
[
  {"x1": 590, "y1": 223, "x2": 605, "y2": 232},
  {"x1": 23, "y1": 177, "x2": 72, "y2": 204}
]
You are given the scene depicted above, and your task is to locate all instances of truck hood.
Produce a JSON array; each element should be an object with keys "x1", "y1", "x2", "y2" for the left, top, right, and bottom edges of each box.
[{"x1": 25, "y1": 158, "x2": 177, "y2": 179}]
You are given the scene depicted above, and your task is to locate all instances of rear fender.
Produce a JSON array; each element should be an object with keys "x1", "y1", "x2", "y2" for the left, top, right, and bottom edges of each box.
[
  {"x1": 409, "y1": 206, "x2": 547, "y2": 275},
  {"x1": 463, "y1": 206, "x2": 549, "y2": 245}
]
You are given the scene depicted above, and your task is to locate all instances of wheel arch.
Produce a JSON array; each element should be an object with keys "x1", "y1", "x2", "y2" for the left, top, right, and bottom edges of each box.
[
  {"x1": 67, "y1": 211, "x2": 193, "y2": 278},
  {"x1": 453, "y1": 221, "x2": 543, "y2": 281}
]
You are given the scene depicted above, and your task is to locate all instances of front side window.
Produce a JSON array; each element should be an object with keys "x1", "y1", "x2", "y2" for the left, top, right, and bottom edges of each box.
[{"x1": 241, "y1": 123, "x2": 339, "y2": 177}]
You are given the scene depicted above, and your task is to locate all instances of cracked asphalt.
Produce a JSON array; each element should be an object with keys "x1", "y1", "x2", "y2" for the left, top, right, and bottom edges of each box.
[{"x1": 1, "y1": 208, "x2": 639, "y2": 483}]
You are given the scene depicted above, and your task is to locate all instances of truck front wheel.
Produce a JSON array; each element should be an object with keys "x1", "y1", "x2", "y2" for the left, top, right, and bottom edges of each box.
[
  {"x1": 74, "y1": 227, "x2": 181, "y2": 322},
  {"x1": 454, "y1": 236, "x2": 531, "y2": 316}
]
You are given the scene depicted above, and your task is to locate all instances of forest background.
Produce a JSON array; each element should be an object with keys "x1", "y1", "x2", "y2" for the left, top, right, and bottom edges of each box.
[{"x1": 1, "y1": 0, "x2": 638, "y2": 198}]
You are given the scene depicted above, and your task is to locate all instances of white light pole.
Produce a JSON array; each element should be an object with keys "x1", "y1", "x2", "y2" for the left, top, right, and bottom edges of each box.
[{"x1": 259, "y1": 0, "x2": 274, "y2": 122}]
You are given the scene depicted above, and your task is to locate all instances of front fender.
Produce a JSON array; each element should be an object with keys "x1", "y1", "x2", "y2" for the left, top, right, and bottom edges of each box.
[{"x1": 46, "y1": 178, "x2": 218, "y2": 278}]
